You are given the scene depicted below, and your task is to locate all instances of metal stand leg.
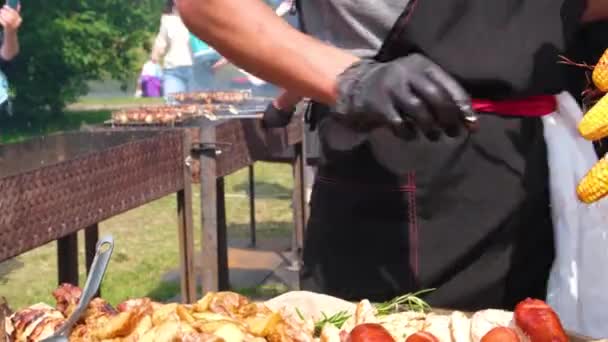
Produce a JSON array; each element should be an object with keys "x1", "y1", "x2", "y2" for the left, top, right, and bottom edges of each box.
[
  {"x1": 217, "y1": 178, "x2": 229, "y2": 290},
  {"x1": 84, "y1": 224, "x2": 99, "y2": 274},
  {"x1": 84, "y1": 224, "x2": 99, "y2": 296},
  {"x1": 288, "y1": 143, "x2": 305, "y2": 274},
  {"x1": 177, "y1": 189, "x2": 196, "y2": 303},
  {"x1": 248, "y1": 165, "x2": 256, "y2": 248},
  {"x1": 57, "y1": 233, "x2": 79, "y2": 286}
]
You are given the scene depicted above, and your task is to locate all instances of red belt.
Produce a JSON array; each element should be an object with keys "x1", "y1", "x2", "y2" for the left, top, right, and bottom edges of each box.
[{"x1": 472, "y1": 95, "x2": 557, "y2": 117}]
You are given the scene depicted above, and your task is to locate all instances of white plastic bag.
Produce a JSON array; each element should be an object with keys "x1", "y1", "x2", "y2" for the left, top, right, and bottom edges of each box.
[
  {"x1": 544, "y1": 92, "x2": 608, "y2": 339},
  {"x1": 141, "y1": 61, "x2": 163, "y2": 78}
]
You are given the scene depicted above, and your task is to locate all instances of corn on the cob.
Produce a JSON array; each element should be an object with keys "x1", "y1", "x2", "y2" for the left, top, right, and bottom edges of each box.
[
  {"x1": 578, "y1": 93, "x2": 608, "y2": 140},
  {"x1": 593, "y1": 48, "x2": 608, "y2": 92},
  {"x1": 577, "y1": 154, "x2": 608, "y2": 203}
]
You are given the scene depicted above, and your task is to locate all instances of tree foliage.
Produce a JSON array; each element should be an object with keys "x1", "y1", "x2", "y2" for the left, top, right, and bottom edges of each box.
[{"x1": 9, "y1": 0, "x2": 163, "y2": 114}]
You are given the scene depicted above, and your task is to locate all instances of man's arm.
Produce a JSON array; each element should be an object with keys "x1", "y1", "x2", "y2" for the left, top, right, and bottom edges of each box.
[
  {"x1": 1, "y1": 29, "x2": 18, "y2": 61},
  {"x1": 0, "y1": 5, "x2": 21, "y2": 61},
  {"x1": 582, "y1": 0, "x2": 608, "y2": 23},
  {"x1": 176, "y1": 0, "x2": 358, "y2": 105}
]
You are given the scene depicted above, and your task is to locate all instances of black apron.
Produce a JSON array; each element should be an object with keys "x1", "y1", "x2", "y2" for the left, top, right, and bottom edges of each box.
[{"x1": 299, "y1": 0, "x2": 586, "y2": 311}]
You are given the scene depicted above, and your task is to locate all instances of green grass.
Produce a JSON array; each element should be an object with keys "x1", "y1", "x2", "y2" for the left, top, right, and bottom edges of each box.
[{"x1": 0, "y1": 108, "x2": 294, "y2": 310}]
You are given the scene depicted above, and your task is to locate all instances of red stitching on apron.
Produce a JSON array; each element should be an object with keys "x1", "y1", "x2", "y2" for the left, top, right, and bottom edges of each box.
[
  {"x1": 403, "y1": 0, "x2": 419, "y2": 23},
  {"x1": 407, "y1": 172, "x2": 419, "y2": 277},
  {"x1": 316, "y1": 175, "x2": 416, "y2": 192},
  {"x1": 315, "y1": 173, "x2": 419, "y2": 277}
]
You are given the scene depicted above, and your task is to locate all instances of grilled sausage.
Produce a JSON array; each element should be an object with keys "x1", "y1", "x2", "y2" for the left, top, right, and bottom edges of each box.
[
  {"x1": 347, "y1": 323, "x2": 396, "y2": 342},
  {"x1": 514, "y1": 298, "x2": 568, "y2": 342},
  {"x1": 480, "y1": 327, "x2": 521, "y2": 342}
]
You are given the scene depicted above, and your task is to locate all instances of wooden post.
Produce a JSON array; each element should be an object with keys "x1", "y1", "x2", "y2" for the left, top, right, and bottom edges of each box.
[
  {"x1": 1, "y1": 297, "x2": 10, "y2": 341},
  {"x1": 177, "y1": 131, "x2": 196, "y2": 303},
  {"x1": 200, "y1": 127, "x2": 220, "y2": 294}
]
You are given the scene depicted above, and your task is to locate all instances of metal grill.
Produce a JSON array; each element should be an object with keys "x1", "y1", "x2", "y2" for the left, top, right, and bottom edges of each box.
[{"x1": 0, "y1": 131, "x2": 185, "y2": 262}]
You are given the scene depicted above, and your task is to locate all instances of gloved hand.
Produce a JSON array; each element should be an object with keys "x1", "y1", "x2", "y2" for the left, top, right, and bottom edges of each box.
[
  {"x1": 333, "y1": 53, "x2": 477, "y2": 138},
  {"x1": 261, "y1": 102, "x2": 295, "y2": 128}
]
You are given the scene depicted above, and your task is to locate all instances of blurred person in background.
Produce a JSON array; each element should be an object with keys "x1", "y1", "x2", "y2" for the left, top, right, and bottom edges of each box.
[
  {"x1": 0, "y1": 2, "x2": 22, "y2": 113},
  {"x1": 134, "y1": 41, "x2": 163, "y2": 98},
  {"x1": 190, "y1": 33, "x2": 222, "y2": 91},
  {"x1": 151, "y1": 0, "x2": 194, "y2": 100},
  {"x1": 134, "y1": 58, "x2": 163, "y2": 98}
]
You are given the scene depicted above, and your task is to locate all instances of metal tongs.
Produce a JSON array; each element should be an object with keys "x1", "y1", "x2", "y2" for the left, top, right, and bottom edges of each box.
[{"x1": 41, "y1": 235, "x2": 114, "y2": 342}]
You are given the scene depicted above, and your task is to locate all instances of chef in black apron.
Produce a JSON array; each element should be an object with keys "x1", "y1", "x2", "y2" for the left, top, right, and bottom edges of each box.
[{"x1": 178, "y1": 0, "x2": 607, "y2": 310}]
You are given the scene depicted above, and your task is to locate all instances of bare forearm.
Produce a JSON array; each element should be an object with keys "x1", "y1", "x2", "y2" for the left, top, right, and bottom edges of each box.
[
  {"x1": 583, "y1": 0, "x2": 608, "y2": 22},
  {"x1": 151, "y1": 36, "x2": 165, "y2": 63},
  {"x1": 150, "y1": 47, "x2": 162, "y2": 64},
  {"x1": 273, "y1": 89, "x2": 302, "y2": 110},
  {"x1": 176, "y1": 0, "x2": 358, "y2": 105},
  {"x1": 1, "y1": 29, "x2": 18, "y2": 61}
]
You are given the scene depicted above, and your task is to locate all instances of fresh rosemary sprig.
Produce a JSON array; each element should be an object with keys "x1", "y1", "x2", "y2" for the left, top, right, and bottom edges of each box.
[
  {"x1": 374, "y1": 288, "x2": 436, "y2": 316},
  {"x1": 313, "y1": 310, "x2": 352, "y2": 337},
  {"x1": 295, "y1": 307, "x2": 305, "y2": 321}
]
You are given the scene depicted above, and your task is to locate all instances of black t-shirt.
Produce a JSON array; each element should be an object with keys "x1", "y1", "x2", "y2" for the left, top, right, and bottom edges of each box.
[
  {"x1": 0, "y1": 57, "x2": 12, "y2": 74},
  {"x1": 377, "y1": 0, "x2": 587, "y2": 99}
]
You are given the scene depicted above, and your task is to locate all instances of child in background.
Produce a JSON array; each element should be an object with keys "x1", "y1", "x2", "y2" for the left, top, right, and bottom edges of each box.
[
  {"x1": 135, "y1": 60, "x2": 163, "y2": 98},
  {"x1": 0, "y1": 3, "x2": 22, "y2": 115}
]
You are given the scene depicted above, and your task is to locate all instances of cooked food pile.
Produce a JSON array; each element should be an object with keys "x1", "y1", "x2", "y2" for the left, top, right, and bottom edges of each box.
[
  {"x1": 322, "y1": 297, "x2": 568, "y2": 342},
  {"x1": 3, "y1": 285, "x2": 575, "y2": 342},
  {"x1": 576, "y1": 48, "x2": 608, "y2": 203},
  {"x1": 4, "y1": 284, "x2": 313, "y2": 342}
]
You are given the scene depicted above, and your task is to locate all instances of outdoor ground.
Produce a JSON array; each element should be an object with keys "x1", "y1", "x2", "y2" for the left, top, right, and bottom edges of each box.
[{"x1": 0, "y1": 98, "x2": 295, "y2": 309}]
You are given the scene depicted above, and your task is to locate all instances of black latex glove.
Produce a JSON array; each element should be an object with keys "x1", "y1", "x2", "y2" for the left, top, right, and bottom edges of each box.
[
  {"x1": 333, "y1": 53, "x2": 477, "y2": 138},
  {"x1": 261, "y1": 102, "x2": 295, "y2": 128}
]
